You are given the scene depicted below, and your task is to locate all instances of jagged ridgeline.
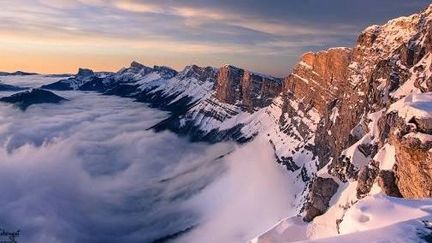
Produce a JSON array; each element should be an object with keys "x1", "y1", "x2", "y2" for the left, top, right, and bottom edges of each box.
[{"x1": 41, "y1": 4, "x2": 432, "y2": 228}]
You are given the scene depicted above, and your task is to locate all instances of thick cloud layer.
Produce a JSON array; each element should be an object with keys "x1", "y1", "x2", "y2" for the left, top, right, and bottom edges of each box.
[
  {"x1": 0, "y1": 80, "x2": 295, "y2": 242},
  {"x1": 178, "y1": 137, "x2": 295, "y2": 243}
]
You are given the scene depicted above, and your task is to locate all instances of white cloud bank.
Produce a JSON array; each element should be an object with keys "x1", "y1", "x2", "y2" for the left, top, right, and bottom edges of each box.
[{"x1": 0, "y1": 77, "x2": 296, "y2": 243}]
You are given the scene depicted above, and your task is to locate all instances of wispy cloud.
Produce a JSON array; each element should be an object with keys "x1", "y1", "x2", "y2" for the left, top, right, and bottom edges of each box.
[
  {"x1": 110, "y1": 0, "x2": 357, "y2": 37},
  {"x1": 0, "y1": 0, "x2": 429, "y2": 75},
  {"x1": 113, "y1": 0, "x2": 164, "y2": 13}
]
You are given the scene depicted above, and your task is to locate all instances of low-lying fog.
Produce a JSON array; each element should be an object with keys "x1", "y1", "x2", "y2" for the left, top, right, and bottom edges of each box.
[{"x1": 0, "y1": 77, "x2": 295, "y2": 243}]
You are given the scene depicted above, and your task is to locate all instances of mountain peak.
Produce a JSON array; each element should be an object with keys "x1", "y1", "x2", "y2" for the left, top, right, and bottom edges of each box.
[
  {"x1": 130, "y1": 61, "x2": 147, "y2": 69},
  {"x1": 183, "y1": 64, "x2": 201, "y2": 72},
  {"x1": 220, "y1": 64, "x2": 242, "y2": 71},
  {"x1": 153, "y1": 65, "x2": 178, "y2": 78},
  {"x1": 77, "y1": 68, "x2": 94, "y2": 77},
  {"x1": 423, "y1": 3, "x2": 432, "y2": 15},
  {"x1": 178, "y1": 64, "x2": 217, "y2": 82}
]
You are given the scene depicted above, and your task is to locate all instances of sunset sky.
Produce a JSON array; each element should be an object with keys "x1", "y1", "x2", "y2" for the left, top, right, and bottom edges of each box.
[{"x1": 0, "y1": 0, "x2": 430, "y2": 76}]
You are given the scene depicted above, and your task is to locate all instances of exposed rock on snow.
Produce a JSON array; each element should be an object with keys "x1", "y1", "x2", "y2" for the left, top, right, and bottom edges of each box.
[
  {"x1": 393, "y1": 129, "x2": 432, "y2": 198},
  {"x1": 377, "y1": 170, "x2": 402, "y2": 197},
  {"x1": 303, "y1": 177, "x2": 339, "y2": 222},
  {"x1": 356, "y1": 161, "x2": 380, "y2": 199}
]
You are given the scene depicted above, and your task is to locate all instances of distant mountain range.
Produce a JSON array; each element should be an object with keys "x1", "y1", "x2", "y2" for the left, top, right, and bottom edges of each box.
[{"x1": 0, "y1": 71, "x2": 38, "y2": 76}]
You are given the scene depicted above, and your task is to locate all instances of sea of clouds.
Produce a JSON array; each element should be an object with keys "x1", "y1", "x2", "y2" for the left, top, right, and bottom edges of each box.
[{"x1": 0, "y1": 77, "x2": 295, "y2": 243}]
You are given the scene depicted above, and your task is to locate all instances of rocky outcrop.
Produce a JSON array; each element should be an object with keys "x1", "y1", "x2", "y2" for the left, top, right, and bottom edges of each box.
[
  {"x1": 284, "y1": 48, "x2": 352, "y2": 115},
  {"x1": 241, "y1": 71, "x2": 282, "y2": 111},
  {"x1": 0, "y1": 89, "x2": 67, "y2": 110},
  {"x1": 129, "y1": 61, "x2": 150, "y2": 71},
  {"x1": 393, "y1": 133, "x2": 432, "y2": 198},
  {"x1": 77, "y1": 68, "x2": 94, "y2": 77},
  {"x1": 282, "y1": 48, "x2": 357, "y2": 168},
  {"x1": 372, "y1": 96, "x2": 432, "y2": 199},
  {"x1": 215, "y1": 65, "x2": 244, "y2": 105},
  {"x1": 41, "y1": 68, "x2": 110, "y2": 91},
  {"x1": 413, "y1": 117, "x2": 432, "y2": 134},
  {"x1": 215, "y1": 65, "x2": 282, "y2": 112},
  {"x1": 356, "y1": 161, "x2": 380, "y2": 199},
  {"x1": 377, "y1": 170, "x2": 402, "y2": 197},
  {"x1": 303, "y1": 177, "x2": 339, "y2": 222}
]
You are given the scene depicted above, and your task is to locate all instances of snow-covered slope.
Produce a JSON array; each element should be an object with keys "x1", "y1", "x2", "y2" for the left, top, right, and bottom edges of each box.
[
  {"x1": 41, "y1": 68, "x2": 111, "y2": 91},
  {"x1": 41, "y1": 62, "x2": 219, "y2": 112},
  {"x1": 252, "y1": 195, "x2": 432, "y2": 243}
]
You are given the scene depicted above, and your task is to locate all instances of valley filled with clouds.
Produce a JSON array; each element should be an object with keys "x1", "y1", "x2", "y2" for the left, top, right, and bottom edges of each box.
[{"x1": 0, "y1": 78, "x2": 294, "y2": 243}]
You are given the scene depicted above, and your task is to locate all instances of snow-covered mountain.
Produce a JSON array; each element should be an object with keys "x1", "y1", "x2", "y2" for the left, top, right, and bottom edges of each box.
[
  {"x1": 252, "y1": 4, "x2": 432, "y2": 242},
  {"x1": 35, "y1": 4, "x2": 432, "y2": 242},
  {"x1": 41, "y1": 61, "x2": 285, "y2": 143}
]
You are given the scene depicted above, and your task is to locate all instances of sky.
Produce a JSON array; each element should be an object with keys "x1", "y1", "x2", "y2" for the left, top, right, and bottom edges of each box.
[{"x1": 0, "y1": 0, "x2": 430, "y2": 76}]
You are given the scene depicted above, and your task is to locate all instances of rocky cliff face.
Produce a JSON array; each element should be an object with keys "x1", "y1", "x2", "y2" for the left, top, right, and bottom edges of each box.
[
  {"x1": 252, "y1": 7, "x2": 432, "y2": 239},
  {"x1": 282, "y1": 47, "x2": 353, "y2": 169},
  {"x1": 299, "y1": 4, "x2": 432, "y2": 223},
  {"x1": 392, "y1": 121, "x2": 432, "y2": 198},
  {"x1": 152, "y1": 65, "x2": 283, "y2": 142},
  {"x1": 215, "y1": 65, "x2": 282, "y2": 112},
  {"x1": 284, "y1": 48, "x2": 352, "y2": 115},
  {"x1": 215, "y1": 65, "x2": 244, "y2": 104}
]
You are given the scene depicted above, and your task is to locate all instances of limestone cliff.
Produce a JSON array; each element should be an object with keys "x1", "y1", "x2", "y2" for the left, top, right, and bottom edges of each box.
[
  {"x1": 301, "y1": 4, "x2": 432, "y2": 222},
  {"x1": 215, "y1": 65, "x2": 282, "y2": 111}
]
